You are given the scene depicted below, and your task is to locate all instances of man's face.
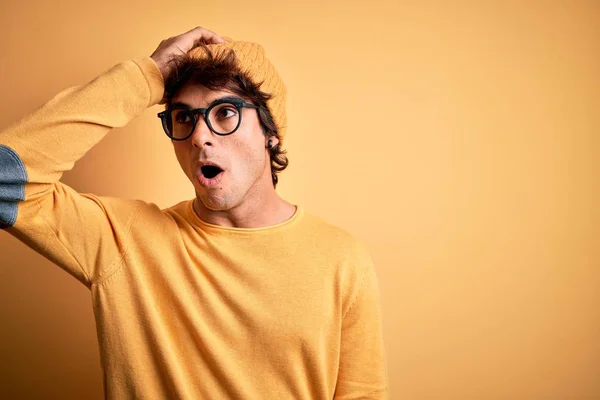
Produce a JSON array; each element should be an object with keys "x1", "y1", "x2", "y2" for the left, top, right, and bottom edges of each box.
[{"x1": 171, "y1": 83, "x2": 273, "y2": 212}]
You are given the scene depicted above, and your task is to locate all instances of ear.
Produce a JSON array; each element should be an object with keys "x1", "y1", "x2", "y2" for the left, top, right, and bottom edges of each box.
[{"x1": 266, "y1": 137, "x2": 279, "y2": 148}]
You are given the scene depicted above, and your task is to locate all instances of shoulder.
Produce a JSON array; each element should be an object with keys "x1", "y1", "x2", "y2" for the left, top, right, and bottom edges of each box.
[
  {"x1": 298, "y1": 210, "x2": 374, "y2": 299},
  {"x1": 93, "y1": 197, "x2": 191, "y2": 235},
  {"x1": 300, "y1": 209, "x2": 376, "y2": 316},
  {"x1": 159, "y1": 199, "x2": 192, "y2": 224},
  {"x1": 300, "y1": 209, "x2": 372, "y2": 263}
]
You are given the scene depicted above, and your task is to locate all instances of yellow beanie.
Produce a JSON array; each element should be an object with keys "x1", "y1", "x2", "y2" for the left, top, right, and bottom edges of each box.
[{"x1": 188, "y1": 37, "x2": 288, "y2": 146}]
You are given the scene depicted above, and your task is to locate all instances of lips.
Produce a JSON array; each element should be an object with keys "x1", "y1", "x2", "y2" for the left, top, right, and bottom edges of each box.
[{"x1": 196, "y1": 161, "x2": 225, "y2": 188}]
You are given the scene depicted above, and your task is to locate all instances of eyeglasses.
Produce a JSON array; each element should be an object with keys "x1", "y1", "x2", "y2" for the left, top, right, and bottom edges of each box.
[{"x1": 157, "y1": 97, "x2": 259, "y2": 141}]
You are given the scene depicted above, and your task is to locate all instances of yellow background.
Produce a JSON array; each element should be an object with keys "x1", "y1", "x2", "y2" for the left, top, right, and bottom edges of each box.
[{"x1": 1, "y1": 1, "x2": 598, "y2": 398}]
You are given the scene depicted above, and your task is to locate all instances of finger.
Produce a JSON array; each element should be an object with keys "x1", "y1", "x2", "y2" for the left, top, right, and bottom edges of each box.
[
  {"x1": 185, "y1": 25, "x2": 205, "y2": 34},
  {"x1": 186, "y1": 26, "x2": 225, "y2": 44},
  {"x1": 201, "y1": 30, "x2": 226, "y2": 44},
  {"x1": 172, "y1": 27, "x2": 226, "y2": 54}
]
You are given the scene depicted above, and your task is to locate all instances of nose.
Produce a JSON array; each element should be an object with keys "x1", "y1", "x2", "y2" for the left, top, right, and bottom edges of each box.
[{"x1": 191, "y1": 114, "x2": 213, "y2": 148}]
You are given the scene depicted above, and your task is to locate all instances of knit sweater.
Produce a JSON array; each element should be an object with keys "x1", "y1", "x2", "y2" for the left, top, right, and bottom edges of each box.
[{"x1": 0, "y1": 56, "x2": 388, "y2": 399}]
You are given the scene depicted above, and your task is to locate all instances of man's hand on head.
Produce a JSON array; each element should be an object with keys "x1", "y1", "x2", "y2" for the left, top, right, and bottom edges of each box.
[{"x1": 150, "y1": 26, "x2": 226, "y2": 83}]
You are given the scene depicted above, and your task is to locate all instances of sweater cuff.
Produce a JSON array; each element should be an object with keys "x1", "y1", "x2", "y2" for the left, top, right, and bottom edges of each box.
[{"x1": 132, "y1": 56, "x2": 165, "y2": 107}]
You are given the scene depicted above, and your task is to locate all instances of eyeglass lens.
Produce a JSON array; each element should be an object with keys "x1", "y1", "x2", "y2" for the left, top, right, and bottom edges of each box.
[{"x1": 167, "y1": 103, "x2": 240, "y2": 139}]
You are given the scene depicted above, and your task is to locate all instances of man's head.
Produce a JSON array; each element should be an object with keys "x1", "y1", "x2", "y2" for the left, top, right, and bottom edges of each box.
[{"x1": 160, "y1": 40, "x2": 288, "y2": 212}]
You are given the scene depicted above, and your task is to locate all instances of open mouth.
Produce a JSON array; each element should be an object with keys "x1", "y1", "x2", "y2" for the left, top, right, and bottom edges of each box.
[{"x1": 200, "y1": 165, "x2": 223, "y2": 179}]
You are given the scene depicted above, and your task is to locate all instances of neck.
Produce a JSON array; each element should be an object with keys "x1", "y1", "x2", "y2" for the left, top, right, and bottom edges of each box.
[{"x1": 193, "y1": 183, "x2": 296, "y2": 229}]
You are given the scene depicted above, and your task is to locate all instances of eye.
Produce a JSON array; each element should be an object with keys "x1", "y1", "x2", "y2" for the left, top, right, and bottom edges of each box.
[
  {"x1": 214, "y1": 105, "x2": 238, "y2": 120},
  {"x1": 174, "y1": 110, "x2": 193, "y2": 124}
]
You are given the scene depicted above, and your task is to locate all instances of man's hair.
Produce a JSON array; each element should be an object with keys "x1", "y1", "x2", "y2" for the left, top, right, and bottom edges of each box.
[{"x1": 162, "y1": 44, "x2": 289, "y2": 187}]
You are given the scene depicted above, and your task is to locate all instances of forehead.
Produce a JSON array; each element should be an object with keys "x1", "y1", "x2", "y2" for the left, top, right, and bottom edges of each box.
[{"x1": 172, "y1": 83, "x2": 244, "y2": 108}]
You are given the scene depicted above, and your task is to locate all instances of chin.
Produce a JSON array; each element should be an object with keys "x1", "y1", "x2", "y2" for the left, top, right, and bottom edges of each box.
[{"x1": 197, "y1": 191, "x2": 236, "y2": 212}]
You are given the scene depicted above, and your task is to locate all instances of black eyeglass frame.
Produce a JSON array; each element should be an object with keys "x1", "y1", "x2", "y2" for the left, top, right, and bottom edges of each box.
[{"x1": 157, "y1": 98, "x2": 259, "y2": 141}]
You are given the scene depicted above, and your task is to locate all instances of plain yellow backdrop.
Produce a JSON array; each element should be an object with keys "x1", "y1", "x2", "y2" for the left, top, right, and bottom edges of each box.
[{"x1": 0, "y1": 1, "x2": 598, "y2": 399}]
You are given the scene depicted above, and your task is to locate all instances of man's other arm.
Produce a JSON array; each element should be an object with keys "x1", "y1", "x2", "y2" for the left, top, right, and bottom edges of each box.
[{"x1": 334, "y1": 259, "x2": 389, "y2": 399}]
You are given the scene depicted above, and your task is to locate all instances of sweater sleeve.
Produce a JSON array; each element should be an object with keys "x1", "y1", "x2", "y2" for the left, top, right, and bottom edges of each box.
[
  {"x1": 335, "y1": 261, "x2": 389, "y2": 399},
  {"x1": 0, "y1": 56, "x2": 164, "y2": 287}
]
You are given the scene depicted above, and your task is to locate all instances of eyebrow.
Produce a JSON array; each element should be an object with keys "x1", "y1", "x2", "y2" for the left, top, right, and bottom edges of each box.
[{"x1": 171, "y1": 95, "x2": 245, "y2": 109}]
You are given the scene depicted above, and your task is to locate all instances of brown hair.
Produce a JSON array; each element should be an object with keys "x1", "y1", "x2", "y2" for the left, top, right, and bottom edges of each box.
[{"x1": 162, "y1": 43, "x2": 289, "y2": 187}]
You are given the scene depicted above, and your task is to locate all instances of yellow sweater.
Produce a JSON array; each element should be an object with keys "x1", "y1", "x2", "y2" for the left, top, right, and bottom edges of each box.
[{"x1": 0, "y1": 57, "x2": 388, "y2": 399}]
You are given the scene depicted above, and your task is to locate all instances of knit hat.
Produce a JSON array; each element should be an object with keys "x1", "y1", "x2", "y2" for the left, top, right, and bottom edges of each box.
[{"x1": 187, "y1": 37, "x2": 288, "y2": 146}]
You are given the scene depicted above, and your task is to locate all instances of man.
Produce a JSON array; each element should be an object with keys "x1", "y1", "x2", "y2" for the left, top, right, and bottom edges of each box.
[{"x1": 0, "y1": 26, "x2": 388, "y2": 399}]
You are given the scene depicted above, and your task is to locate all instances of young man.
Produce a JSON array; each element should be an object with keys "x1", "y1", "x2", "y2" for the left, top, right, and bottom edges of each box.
[{"x1": 0, "y1": 26, "x2": 388, "y2": 399}]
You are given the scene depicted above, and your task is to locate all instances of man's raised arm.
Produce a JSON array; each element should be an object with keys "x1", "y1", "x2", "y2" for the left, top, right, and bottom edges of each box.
[{"x1": 0, "y1": 27, "x2": 225, "y2": 287}]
